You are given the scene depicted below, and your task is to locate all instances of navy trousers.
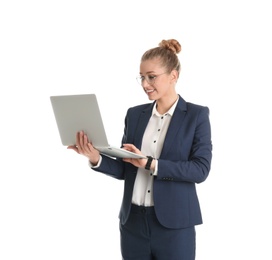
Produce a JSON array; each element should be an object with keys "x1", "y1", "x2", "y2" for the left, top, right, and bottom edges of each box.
[{"x1": 120, "y1": 204, "x2": 196, "y2": 260}]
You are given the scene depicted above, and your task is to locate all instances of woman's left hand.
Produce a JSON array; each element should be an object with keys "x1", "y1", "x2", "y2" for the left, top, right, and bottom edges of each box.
[{"x1": 122, "y1": 144, "x2": 147, "y2": 168}]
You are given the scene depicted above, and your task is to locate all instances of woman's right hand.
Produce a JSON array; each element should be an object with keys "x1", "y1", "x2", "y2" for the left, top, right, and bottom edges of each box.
[{"x1": 67, "y1": 131, "x2": 100, "y2": 166}]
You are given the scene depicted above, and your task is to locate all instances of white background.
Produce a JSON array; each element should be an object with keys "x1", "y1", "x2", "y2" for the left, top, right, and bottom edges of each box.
[{"x1": 0, "y1": 0, "x2": 271, "y2": 259}]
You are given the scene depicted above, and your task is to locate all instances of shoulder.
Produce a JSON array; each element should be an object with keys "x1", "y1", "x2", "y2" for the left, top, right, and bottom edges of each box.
[
  {"x1": 187, "y1": 102, "x2": 210, "y2": 113},
  {"x1": 176, "y1": 97, "x2": 210, "y2": 124},
  {"x1": 178, "y1": 95, "x2": 210, "y2": 114},
  {"x1": 127, "y1": 102, "x2": 154, "y2": 114}
]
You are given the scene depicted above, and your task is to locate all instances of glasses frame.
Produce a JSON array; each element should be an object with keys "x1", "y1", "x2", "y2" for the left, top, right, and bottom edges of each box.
[{"x1": 136, "y1": 72, "x2": 168, "y2": 86}]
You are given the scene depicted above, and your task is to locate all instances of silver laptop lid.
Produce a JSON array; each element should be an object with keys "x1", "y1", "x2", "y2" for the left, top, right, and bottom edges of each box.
[{"x1": 50, "y1": 94, "x2": 109, "y2": 147}]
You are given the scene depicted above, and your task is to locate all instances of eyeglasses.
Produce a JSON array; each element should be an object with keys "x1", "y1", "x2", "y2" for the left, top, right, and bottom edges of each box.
[{"x1": 136, "y1": 72, "x2": 167, "y2": 86}]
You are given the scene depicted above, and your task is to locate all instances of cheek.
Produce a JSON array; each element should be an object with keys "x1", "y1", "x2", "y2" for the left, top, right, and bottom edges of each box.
[{"x1": 157, "y1": 81, "x2": 172, "y2": 92}]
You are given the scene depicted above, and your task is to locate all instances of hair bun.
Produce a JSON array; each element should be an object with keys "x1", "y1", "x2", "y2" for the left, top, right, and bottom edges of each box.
[{"x1": 159, "y1": 39, "x2": 182, "y2": 54}]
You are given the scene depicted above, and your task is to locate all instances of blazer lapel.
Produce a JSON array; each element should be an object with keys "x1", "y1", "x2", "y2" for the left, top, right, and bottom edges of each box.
[
  {"x1": 134, "y1": 102, "x2": 155, "y2": 150},
  {"x1": 160, "y1": 96, "x2": 187, "y2": 158}
]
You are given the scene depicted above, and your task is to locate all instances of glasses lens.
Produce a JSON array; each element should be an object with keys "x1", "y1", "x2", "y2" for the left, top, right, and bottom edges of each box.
[
  {"x1": 136, "y1": 76, "x2": 143, "y2": 85},
  {"x1": 136, "y1": 76, "x2": 155, "y2": 85}
]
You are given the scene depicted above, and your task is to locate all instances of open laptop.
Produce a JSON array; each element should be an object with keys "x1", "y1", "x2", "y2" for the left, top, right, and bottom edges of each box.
[{"x1": 50, "y1": 94, "x2": 146, "y2": 159}]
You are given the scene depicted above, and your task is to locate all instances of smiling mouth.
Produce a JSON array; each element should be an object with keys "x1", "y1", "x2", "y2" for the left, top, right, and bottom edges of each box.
[{"x1": 145, "y1": 89, "x2": 155, "y2": 93}]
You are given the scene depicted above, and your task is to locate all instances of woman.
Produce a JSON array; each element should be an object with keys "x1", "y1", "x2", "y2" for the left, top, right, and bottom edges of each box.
[{"x1": 68, "y1": 39, "x2": 212, "y2": 260}]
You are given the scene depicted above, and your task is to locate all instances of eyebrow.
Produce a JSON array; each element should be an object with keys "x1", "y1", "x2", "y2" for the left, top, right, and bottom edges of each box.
[{"x1": 139, "y1": 71, "x2": 157, "y2": 75}]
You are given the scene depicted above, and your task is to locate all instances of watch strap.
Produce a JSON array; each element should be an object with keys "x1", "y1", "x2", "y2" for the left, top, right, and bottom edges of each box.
[{"x1": 145, "y1": 156, "x2": 153, "y2": 170}]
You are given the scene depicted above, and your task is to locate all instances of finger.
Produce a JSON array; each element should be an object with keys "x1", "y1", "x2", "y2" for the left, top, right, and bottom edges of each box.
[
  {"x1": 123, "y1": 158, "x2": 131, "y2": 163},
  {"x1": 82, "y1": 133, "x2": 92, "y2": 153},
  {"x1": 124, "y1": 144, "x2": 140, "y2": 154},
  {"x1": 122, "y1": 143, "x2": 135, "y2": 148},
  {"x1": 87, "y1": 142, "x2": 96, "y2": 153},
  {"x1": 122, "y1": 144, "x2": 135, "y2": 152},
  {"x1": 67, "y1": 145, "x2": 79, "y2": 154},
  {"x1": 75, "y1": 131, "x2": 81, "y2": 148},
  {"x1": 83, "y1": 133, "x2": 89, "y2": 146},
  {"x1": 78, "y1": 131, "x2": 84, "y2": 147},
  {"x1": 77, "y1": 131, "x2": 86, "y2": 154}
]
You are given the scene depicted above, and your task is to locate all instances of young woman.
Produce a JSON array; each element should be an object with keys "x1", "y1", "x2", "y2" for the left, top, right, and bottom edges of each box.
[{"x1": 68, "y1": 39, "x2": 212, "y2": 260}]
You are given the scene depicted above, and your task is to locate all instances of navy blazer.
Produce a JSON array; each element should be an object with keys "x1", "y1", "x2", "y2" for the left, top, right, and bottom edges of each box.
[{"x1": 92, "y1": 95, "x2": 212, "y2": 229}]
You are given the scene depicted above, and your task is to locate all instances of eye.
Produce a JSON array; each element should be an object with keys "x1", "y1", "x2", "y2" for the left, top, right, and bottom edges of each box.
[
  {"x1": 147, "y1": 75, "x2": 156, "y2": 81},
  {"x1": 140, "y1": 76, "x2": 145, "y2": 81}
]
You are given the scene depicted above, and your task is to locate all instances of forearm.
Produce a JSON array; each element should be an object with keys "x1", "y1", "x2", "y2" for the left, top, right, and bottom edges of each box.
[{"x1": 90, "y1": 154, "x2": 126, "y2": 180}]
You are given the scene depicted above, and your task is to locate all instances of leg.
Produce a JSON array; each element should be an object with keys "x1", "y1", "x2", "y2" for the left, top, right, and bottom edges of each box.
[
  {"x1": 149, "y1": 214, "x2": 196, "y2": 260},
  {"x1": 120, "y1": 210, "x2": 153, "y2": 260}
]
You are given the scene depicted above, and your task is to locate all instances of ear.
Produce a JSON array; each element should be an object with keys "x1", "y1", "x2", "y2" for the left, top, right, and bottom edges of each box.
[{"x1": 170, "y1": 69, "x2": 179, "y2": 83}]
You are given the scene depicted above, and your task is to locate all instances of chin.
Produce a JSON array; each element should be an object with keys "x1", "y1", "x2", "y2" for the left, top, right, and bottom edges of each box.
[{"x1": 147, "y1": 96, "x2": 155, "y2": 101}]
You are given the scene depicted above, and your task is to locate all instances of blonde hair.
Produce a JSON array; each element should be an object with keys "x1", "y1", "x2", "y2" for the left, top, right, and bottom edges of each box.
[{"x1": 141, "y1": 39, "x2": 182, "y2": 74}]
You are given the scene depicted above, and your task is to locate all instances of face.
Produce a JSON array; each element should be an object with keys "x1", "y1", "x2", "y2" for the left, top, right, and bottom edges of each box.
[{"x1": 138, "y1": 58, "x2": 178, "y2": 101}]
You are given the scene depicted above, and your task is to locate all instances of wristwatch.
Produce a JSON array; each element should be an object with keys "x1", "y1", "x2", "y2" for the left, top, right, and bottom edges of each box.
[{"x1": 145, "y1": 156, "x2": 154, "y2": 170}]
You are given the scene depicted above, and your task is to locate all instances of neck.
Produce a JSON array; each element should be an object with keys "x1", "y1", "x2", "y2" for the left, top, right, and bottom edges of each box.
[{"x1": 156, "y1": 94, "x2": 179, "y2": 114}]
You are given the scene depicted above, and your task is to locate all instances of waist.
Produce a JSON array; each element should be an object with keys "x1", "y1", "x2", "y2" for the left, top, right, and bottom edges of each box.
[{"x1": 131, "y1": 204, "x2": 155, "y2": 214}]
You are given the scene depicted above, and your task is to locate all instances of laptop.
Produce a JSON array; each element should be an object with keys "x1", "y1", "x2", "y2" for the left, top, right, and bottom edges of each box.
[{"x1": 50, "y1": 94, "x2": 146, "y2": 159}]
